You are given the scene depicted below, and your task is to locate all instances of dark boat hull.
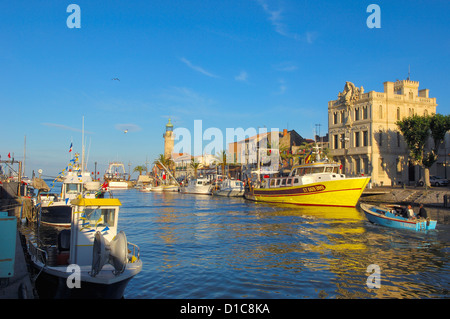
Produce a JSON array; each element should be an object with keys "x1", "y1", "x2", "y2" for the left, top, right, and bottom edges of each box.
[
  {"x1": 40, "y1": 204, "x2": 72, "y2": 227},
  {"x1": 33, "y1": 266, "x2": 132, "y2": 299}
]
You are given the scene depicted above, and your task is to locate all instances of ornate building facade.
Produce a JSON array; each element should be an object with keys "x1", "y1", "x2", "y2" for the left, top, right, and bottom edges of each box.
[{"x1": 328, "y1": 80, "x2": 437, "y2": 186}]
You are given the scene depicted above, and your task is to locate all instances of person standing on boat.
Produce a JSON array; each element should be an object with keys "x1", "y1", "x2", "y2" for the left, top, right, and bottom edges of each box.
[{"x1": 417, "y1": 204, "x2": 428, "y2": 219}]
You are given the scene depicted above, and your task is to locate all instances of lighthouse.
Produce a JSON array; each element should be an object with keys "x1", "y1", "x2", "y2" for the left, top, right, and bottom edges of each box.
[{"x1": 163, "y1": 118, "x2": 174, "y2": 160}]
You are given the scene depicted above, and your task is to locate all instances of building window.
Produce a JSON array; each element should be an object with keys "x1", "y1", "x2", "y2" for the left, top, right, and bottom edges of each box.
[
  {"x1": 363, "y1": 157, "x2": 369, "y2": 175},
  {"x1": 397, "y1": 131, "x2": 401, "y2": 147},
  {"x1": 363, "y1": 106, "x2": 368, "y2": 119},
  {"x1": 354, "y1": 131, "x2": 360, "y2": 147},
  {"x1": 396, "y1": 158, "x2": 402, "y2": 176},
  {"x1": 340, "y1": 111, "x2": 345, "y2": 123},
  {"x1": 424, "y1": 109, "x2": 428, "y2": 116},
  {"x1": 355, "y1": 108, "x2": 360, "y2": 121},
  {"x1": 379, "y1": 105, "x2": 383, "y2": 119},
  {"x1": 355, "y1": 158, "x2": 361, "y2": 175},
  {"x1": 397, "y1": 107, "x2": 400, "y2": 120},
  {"x1": 379, "y1": 131, "x2": 383, "y2": 147},
  {"x1": 334, "y1": 134, "x2": 339, "y2": 149},
  {"x1": 340, "y1": 134, "x2": 345, "y2": 148},
  {"x1": 363, "y1": 131, "x2": 368, "y2": 147},
  {"x1": 333, "y1": 112, "x2": 338, "y2": 124}
]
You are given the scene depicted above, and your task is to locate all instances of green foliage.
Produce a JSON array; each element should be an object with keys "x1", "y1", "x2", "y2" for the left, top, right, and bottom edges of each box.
[
  {"x1": 396, "y1": 113, "x2": 450, "y2": 169},
  {"x1": 133, "y1": 165, "x2": 147, "y2": 175},
  {"x1": 396, "y1": 114, "x2": 431, "y2": 165}
]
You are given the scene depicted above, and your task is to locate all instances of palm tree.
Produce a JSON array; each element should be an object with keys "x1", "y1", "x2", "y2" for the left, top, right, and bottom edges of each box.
[
  {"x1": 215, "y1": 150, "x2": 228, "y2": 176},
  {"x1": 190, "y1": 158, "x2": 200, "y2": 178},
  {"x1": 133, "y1": 165, "x2": 147, "y2": 176}
]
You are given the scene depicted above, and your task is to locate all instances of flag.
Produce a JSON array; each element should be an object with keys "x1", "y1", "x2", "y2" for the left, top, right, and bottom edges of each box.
[
  {"x1": 8, "y1": 152, "x2": 11, "y2": 158},
  {"x1": 69, "y1": 143, "x2": 73, "y2": 153},
  {"x1": 305, "y1": 150, "x2": 313, "y2": 164}
]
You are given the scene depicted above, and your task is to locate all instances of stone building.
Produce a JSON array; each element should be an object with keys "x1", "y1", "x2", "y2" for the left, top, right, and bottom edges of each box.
[{"x1": 328, "y1": 80, "x2": 437, "y2": 186}]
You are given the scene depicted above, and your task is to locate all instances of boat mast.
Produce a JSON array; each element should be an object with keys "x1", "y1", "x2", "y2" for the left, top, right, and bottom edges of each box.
[
  {"x1": 158, "y1": 160, "x2": 177, "y2": 184},
  {"x1": 81, "y1": 116, "x2": 85, "y2": 173}
]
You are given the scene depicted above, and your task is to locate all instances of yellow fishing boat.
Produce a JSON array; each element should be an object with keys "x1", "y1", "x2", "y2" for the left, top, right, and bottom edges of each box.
[{"x1": 245, "y1": 154, "x2": 370, "y2": 208}]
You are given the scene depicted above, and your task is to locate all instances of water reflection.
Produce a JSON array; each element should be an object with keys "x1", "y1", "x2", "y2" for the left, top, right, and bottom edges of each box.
[{"x1": 31, "y1": 189, "x2": 448, "y2": 299}]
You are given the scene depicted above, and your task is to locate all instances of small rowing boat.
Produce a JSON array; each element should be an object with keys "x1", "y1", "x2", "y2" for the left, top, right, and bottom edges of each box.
[{"x1": 360, "y1": 203, "x2": 437, "y2": 231}]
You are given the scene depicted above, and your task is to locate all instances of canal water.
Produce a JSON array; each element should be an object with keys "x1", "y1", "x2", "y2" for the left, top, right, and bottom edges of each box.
[{"x1": 111, "y1": 189, "x2": 450, "y2": 299}]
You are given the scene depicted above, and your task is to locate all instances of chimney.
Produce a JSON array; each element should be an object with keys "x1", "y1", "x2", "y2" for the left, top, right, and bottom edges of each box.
[{"x1": 383, "y1": 81, "x2": 394, "y2": 97}]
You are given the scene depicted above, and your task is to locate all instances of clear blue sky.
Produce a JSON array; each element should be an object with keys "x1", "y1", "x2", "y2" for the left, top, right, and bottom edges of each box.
[{"x1": 1, "y1": 0, "x2": 449, "y2": 177}]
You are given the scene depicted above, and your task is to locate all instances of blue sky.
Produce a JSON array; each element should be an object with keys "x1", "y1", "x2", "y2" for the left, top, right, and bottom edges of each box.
[{"x1": 1, "y1": 0, "x2": 449, "y2": 177}]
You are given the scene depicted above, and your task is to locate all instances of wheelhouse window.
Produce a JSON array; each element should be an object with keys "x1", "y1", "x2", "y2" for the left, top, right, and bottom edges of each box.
[
  {"x1": 65, "y1": 183, "x2": 80, "y2": 194},
  {"x1": 84, "y1": 208, "x2": 116, "y2": 228}
]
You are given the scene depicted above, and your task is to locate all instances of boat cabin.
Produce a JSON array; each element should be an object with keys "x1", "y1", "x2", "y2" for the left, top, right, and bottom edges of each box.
[
  {"x1": 69, "y1": 198, "x2": 121, "y2": 266},
  {"x1": 265, "y1": 162, "x2": 344, "y2": 189}
]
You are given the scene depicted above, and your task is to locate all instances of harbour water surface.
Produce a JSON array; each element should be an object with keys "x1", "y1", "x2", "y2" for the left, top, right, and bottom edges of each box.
[{"x1": 114, "y1": 189, "x2": 450, "y2": 299}]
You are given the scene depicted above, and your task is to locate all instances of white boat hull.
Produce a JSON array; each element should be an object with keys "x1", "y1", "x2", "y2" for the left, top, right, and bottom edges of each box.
[
  {"x1": 180, "y1": 186, "x2": 211, "y2": 195},
  {"x1": 108, "y1": 181, "x2": 129, "y2": 189},
  {"x1": 213, "y1": 188, "x2": 244, "y2": 197}
]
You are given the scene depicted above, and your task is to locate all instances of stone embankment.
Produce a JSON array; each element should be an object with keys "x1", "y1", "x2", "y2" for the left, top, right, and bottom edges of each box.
[{"x1": 361, "y1": 186, "x2": 450, "y2": 208}]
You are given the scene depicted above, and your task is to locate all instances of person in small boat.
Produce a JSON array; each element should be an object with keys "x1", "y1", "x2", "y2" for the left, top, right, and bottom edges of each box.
[
  {"x1": 417, "y1": 204, "x2": 428, "y2": 219},
  {"x1": 399, "y1": 206, "x2": 409, "y2": 218},
  {"x1": 407, "y1": 205, "x2": 416, "y2": 219}
]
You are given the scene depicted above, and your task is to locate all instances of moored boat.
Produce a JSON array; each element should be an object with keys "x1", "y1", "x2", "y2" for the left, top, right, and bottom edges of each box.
[
  {"x1": 36, "y1": 162, "x2": 101, "y2": 228},
  {"x1": 139, "y1": 185, "x2": 153, "y2": 192},
  {"x1": 25, "y1": 197, "x2": 142, "y2": 298},
  {"x1": 180, "y1": 178, "x2": 212, "y2": 195},
  {"x1": 104, "y1": 162, "x2": 130, "y2": 189},
  {"x1": 360, "y1": 203, "x2": 437, "y2": 231},
  {"x1": 244, "y1": 149, "x2": 370, "y2": 207},
  {"x1": 212, "y1": 179, "x2": 244, "y2": 197},
  {"x1": 151, "y1": 184, "x2": 179, "y2": 192}
]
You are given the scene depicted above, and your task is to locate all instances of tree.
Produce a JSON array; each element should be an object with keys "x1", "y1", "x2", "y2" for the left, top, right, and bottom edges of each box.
[
  {"x1": 190, "y1": 158, "x2": 200, "y2": 178},
  {"x1": 133, "y1": 165, "x2": 147, "y2": 176},
  {"x1": 215, "y1": 150, "x2": 228, "y2": 176},
  {"x1": 396, "y1": 114, "x2": 450, "y2": 187}
]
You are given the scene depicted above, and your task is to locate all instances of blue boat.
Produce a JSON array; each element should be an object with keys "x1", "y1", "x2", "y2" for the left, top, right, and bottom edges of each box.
[{"x1": 360, "y1": 203, "x2": 437, "y2": 231}]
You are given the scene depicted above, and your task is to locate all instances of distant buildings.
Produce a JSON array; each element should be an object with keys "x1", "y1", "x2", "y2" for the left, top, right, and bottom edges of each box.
[
  {"x1": 328, "y1": 80, "x2": 438, "y2": 186},
  {"x1": 161, "y1": 78, "x2": 444, "y2": 187}
]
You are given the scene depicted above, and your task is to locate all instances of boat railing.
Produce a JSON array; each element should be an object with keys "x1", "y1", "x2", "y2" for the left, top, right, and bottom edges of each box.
[
  {"x1": 27, "y1": 240, "x2": 48, "y2": 280},
  {"x1": 127, "y1": 241, "x2": 140, "y2": 262}
]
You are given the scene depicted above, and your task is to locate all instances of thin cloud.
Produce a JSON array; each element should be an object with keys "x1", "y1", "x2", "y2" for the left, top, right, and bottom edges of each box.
[
  {"x1": 180, "y1": 57, "x2": 219, "y2": 78},
  {"x1": 235, "y1": 71, "x2": 248, "y2": 82},
  {"x1": 114, "y1": 123, "x2": 142, "y2": 133},
  {"x1": 41, "y1": 122, "x2": 94, "y2": 134},
  {"x1": 305, "y1": 31, "x2": 318, "y2": 44},
  {"x1": 276, "y1": 79, "x2": 287, "y2": 95},
  {"x1": 256, "y1": 0, "x2": 300, "y2": 40},
  {"x1": 273, "y1": 61, "x2": 298, "y2": 72},
  {"x1": 256, "y1": 0, "x2": 317, "y2": 43}
]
